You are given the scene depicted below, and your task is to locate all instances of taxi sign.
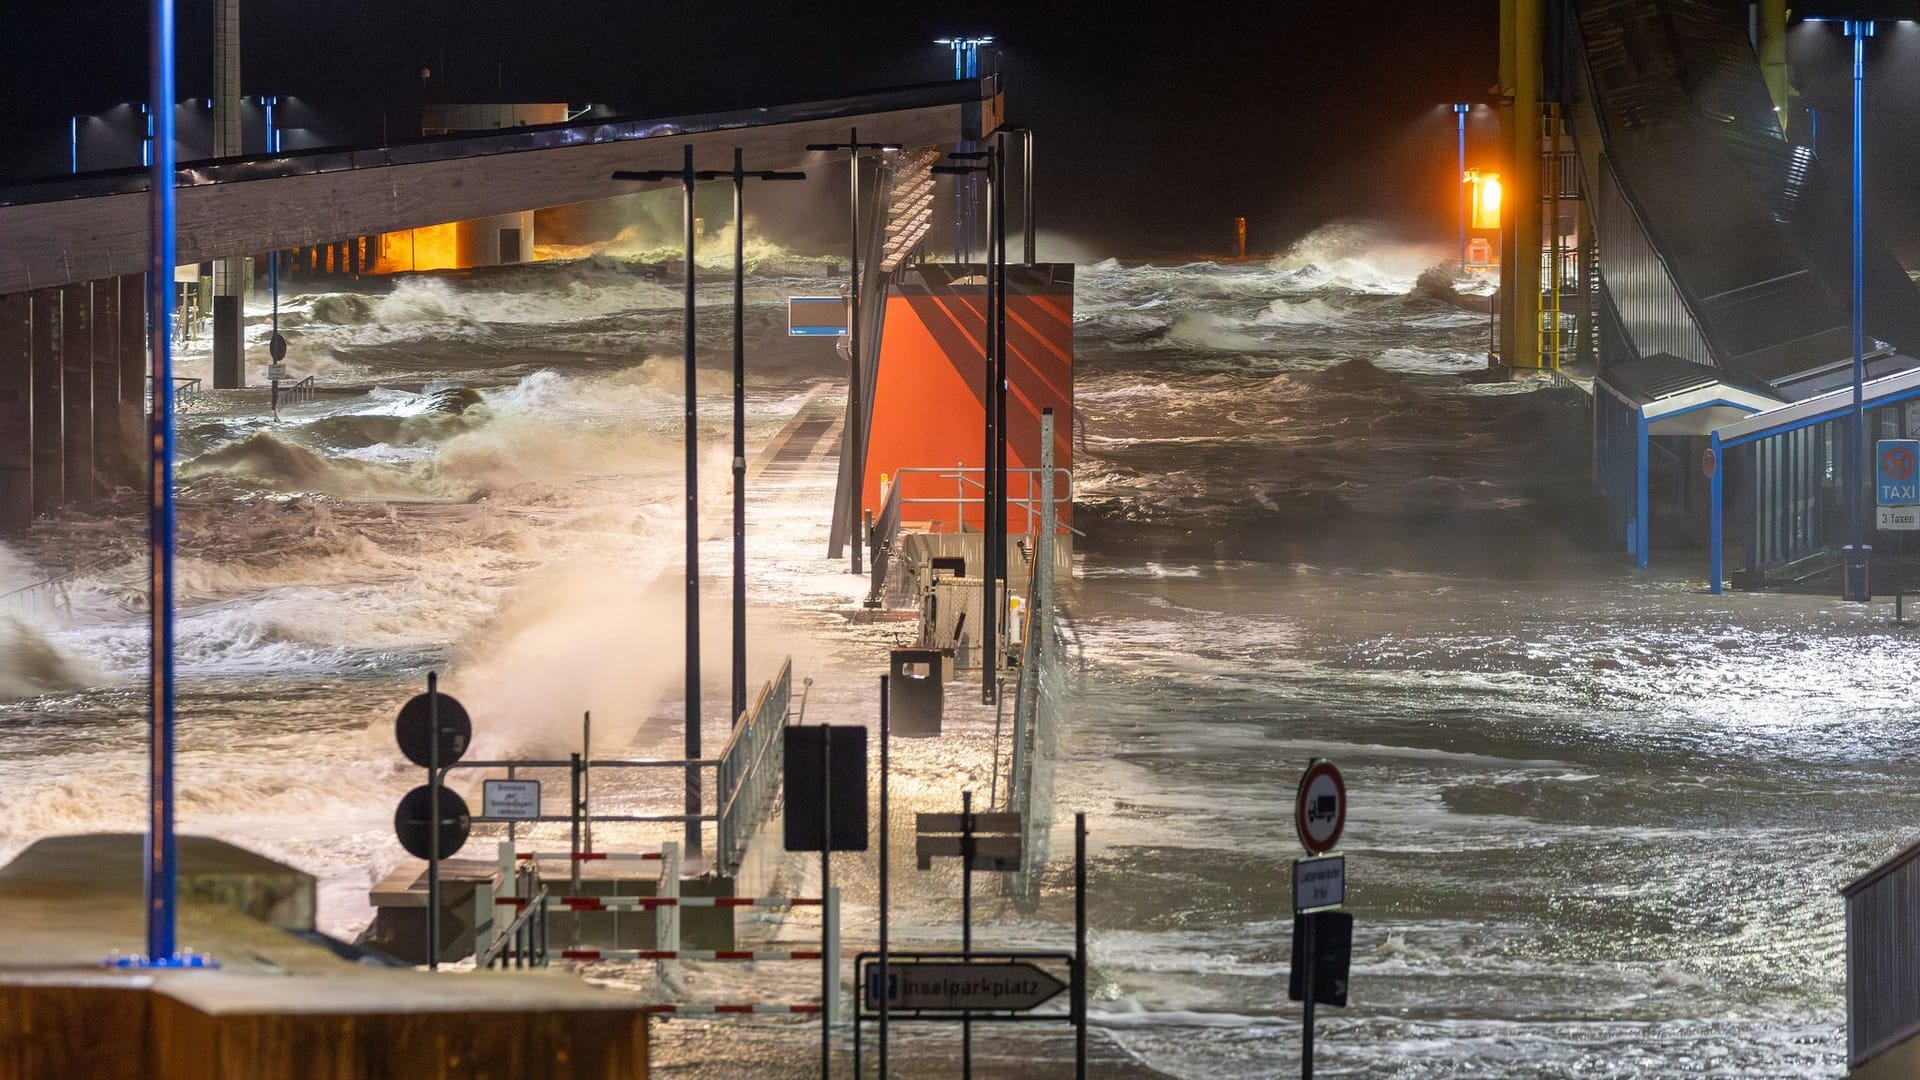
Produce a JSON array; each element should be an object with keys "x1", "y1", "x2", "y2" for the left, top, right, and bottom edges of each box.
[
  {"x1": 1294, "y1": 759, "x2": 1346, "y2": 854},
  {"x1": 1878, "y1": 440, "x2": 1920, "y2": 506}
]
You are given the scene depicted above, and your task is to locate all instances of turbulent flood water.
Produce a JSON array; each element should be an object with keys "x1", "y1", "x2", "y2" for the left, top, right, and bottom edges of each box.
[{"x1": 2, "y1": 225, "x2": 1914, "y2": 1077}]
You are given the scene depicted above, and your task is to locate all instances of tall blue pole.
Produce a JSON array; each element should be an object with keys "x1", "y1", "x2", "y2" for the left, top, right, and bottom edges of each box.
[
  {"x1": 1845, "y1": 20, "x2": 1872, "y2": 601},
  {"x1": 146, "y1": 0, "x2": 180, "y2": 964},
  {"x1": 70, "y1": 116, "x2": 79, "y2": 174},
  {"x1": 1453, "y1": 105, "x2": 1469, "y2": 271},
  {"x1": 1709, "y1": 432, "x2": 1724, "y2": 595}
]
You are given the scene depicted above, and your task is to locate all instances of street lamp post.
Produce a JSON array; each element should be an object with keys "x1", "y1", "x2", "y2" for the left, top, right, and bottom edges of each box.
[
  {"x1": 807, "y1": 130, "x2": 900, "y2": 577},
  {"x1": 611, "y1": 147, "x2": 707, "y2": 856},
  {"x1": 937, "y1": 37, "x2": 994, "y2": 261},
  {"x1": 935, "y1": 143, "x2": 1005, "y2": 705},
  {"x1": 1452, "y1": 104, "x2": 1471, "y2": 271},
  {"x1": 691, "y1": 150, "x2": 805, "y2": 724},
  {"x1": 136, "y1": 0, "x2": 199, "y2": 970},
  {"x1": 1844, "y1": 19, "x2": 1874, "y2": 602}
]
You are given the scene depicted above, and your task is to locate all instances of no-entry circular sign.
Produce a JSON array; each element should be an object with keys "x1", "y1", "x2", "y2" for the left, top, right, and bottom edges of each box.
[
  {"x1": 395, "y1": 690, "x2": 471, "y2": 769},
  {"x1": 1294, "y1": 759, "x2": 1346, "y2": 854},
  {"x1": 1884, "y1": 444, "x2": 1916, "y2": 483},
  {"x1": 393, "y1": 784, "x2": 471, "y2": 860}
]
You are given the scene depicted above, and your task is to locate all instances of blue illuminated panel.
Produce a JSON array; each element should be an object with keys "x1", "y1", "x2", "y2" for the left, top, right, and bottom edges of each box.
[{"x1": 789, "y1": 296, "x2": 848, "y2": 337}]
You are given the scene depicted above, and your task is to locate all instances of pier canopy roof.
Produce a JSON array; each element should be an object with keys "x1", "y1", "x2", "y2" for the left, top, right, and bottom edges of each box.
[
  {"x1": 0, "y1": 77, "x2": 1003, "y2": 296},
  {"x1": 1713, "y1": 354, "x2": 1920, "y2": 449},
  {"x1": 1596, "y1": 353, "x2": 1779, "y2": 436}
]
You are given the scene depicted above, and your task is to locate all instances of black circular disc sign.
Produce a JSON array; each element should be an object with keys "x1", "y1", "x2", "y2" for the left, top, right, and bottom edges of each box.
[
  {"x1": 394, "y1": 784, "x2": 471, "y2": 860},
  {"x1": 1294, "y1": 759, "x2": 1347, "y2": 855},
  {"x1": 395, "y1": 691, "x2": 471, "y2": 769},
  {"x1": 268, "y1": 332, "x2": 288, "y2": 362}
]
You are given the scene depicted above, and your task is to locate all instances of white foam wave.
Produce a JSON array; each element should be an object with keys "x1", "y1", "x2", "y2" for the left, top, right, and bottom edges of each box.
[{"x1": 1162, "y1": 311, "x2": 1267, "y2": 351}]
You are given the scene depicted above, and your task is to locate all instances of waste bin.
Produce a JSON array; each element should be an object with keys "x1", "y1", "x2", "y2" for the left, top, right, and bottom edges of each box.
[{"x1": 889, "y1": 647, "x2": 945, "y2": 737}]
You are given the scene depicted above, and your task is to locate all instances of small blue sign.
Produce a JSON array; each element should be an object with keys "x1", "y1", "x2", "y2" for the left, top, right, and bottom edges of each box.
[
  {"x1": 1878, "y1": 439, "x2": 1920, "y2": 506},
  {"x1": 789, "y1": 296, "x2": 849, "y2": 337}
]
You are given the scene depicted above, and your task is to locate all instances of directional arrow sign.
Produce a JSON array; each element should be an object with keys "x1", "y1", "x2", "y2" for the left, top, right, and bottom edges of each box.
[{"x1": 865, "y1": 960, "x2": 1067, "y2": 1012}]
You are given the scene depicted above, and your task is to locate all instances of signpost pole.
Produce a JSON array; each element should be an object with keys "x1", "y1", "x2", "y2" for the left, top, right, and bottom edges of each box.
[
  {"x1": 583, "y1": 712, "x2": 593, "y2": 855},
  {"x1": 981, "y1": 152, "x2": 997, "y2": 708},
  {"x1": 1292, "y1": 759, "x2": 1348, "y2": 1079},
  {"x1": 878, "y1": 678, "x2": 891, "y2": 1078},
  {"x1": 1301, "y1": 915, "x2": 1316, "y2": 1080},
  {"x1": 847, "y1": 127, "x2": 864, "y2": 579},
  {"x1": 822, "y1": 724, "x2": 833, "y2": 1079},
  {"x1": 570, "y1": 753, "x2": 583, "y2": 897},
  {"x1": 961, "y1": 789, "x2": 974, "y2": 1079},
  {"x1": 732, "y1": 149, "x2": 749, "y2": 725},
  {"x1": 1075, "y1": 812, "x2": 1087, "y2": 1080},
  {"x1": 427, "y1": 671, "x2": 441, "y2": 973}
]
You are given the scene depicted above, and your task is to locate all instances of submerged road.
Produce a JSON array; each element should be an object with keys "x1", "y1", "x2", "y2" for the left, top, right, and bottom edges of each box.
[{"x1": 0, "y1": 237, "x2": 1911, "y2": 1076}]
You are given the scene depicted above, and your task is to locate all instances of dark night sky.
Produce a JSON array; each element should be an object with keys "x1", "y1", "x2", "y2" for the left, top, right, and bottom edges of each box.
[
  {"x1": 0, "y1": 1, "x2": 1501, "y2": 255},
  {"x1": 5, "y1": 3, "x2": 1920, "y2": 257}
]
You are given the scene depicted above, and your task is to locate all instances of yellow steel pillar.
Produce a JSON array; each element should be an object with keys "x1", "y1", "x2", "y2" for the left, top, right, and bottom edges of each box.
[
  {"x1": 1499, "y1": 0, "x2": 1544, "y2": 369},
  {"x1": 1759, "y1": 0, "x2": 1791, "y2": 136}
]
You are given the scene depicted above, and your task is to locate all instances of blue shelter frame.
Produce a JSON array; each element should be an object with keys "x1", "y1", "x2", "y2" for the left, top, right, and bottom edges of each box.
[
  {"x1": 1708, "y1": 364, "x2": 1920, "y2": 592},
  {"x1": 1594, "y1": 355, "x2": 1775, "y2": 568}
]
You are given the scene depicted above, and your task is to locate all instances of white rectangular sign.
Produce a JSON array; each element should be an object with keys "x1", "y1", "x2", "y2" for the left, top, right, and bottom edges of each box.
[
  {"x1": 1293, "y1": 855, "x2": 1345, "y2": 912},
  {"x1": 483, "y1": 779, "x2": 541, "y2": 820},
  {"x1": 1878, "y1": 506, "x2": 1920, "y2": 531}
]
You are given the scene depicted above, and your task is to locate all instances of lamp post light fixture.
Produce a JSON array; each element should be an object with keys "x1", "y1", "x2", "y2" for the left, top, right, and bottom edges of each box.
[
  {"x1": 934, "y1": 140, "x2": 1008, "y2": 708},
  {"x1": 611, "y1": 148, "x2": 708, "y2": 856},
  {"x1": 1452, "y1": 104, "x2": 1471, "y2": 271},
  {"x1": 936, "y1": 37, "x2": 994, "y2": 262},
  {"x1": 1844, "y1": 17, "x2": 1875, "y2": 601},
  {"x1": 806, "y1": 130, "x2": 901, "y2": 578},
  {"x1": 691, "y1": 150, "x2": 806, "y2": 724}
]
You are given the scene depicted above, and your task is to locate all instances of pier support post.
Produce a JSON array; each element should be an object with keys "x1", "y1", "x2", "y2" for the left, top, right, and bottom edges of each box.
[
  {"x1": 90, "y1": 280, "x2": 121, "y2": 498},
  {"x1": 0, "y1": 294, "x2": 31, "y2": 531},
  {"x1": 61, "y1": 283, "x2": 94, "y2": 502},
  {"x1": 115, "y1": 276, "x2": 146, "y2": 491},
  {"x1": 212, "y1": 293, "x2": 244, "y2": 388},
  {"x1": 29, "y1": 290, "x2": 63, "y2": 516}
]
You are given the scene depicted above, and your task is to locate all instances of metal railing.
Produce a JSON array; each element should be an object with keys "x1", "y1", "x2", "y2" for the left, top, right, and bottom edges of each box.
[
  {"x1": 715, "y1": 657, "x2": 795, "y2": 877},
  {"x1": 0, "y1": 557, "x2": 117, "y2": 620},
  {"x1": 1845, "y1": 839, "x2": 1920, "y2": 1067},
  {"x1": 480, "y1": 877, "x2": 550, "y2": 969},
  {"x1": 444, "y1": 658, "x2": 800, "y2": 880},
  {"x1": 887, "y1": 467, "x2": 1079, "y2": 538},
  {"x1": 869, "y1": 466, "x2": 1078, "y2": 609},
  {"x1": 146, "y1": 375, "x2": 201, "y2": 409},
  {"x1": 278, "y1": 374, "x2": 317, "y2": 408},
  {"x1": 999, "y1": 416, "x2": 1063, "y2": 903}
]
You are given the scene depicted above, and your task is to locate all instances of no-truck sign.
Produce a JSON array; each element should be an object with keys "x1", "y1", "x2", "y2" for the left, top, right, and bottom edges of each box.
[{"x1": 1294, "y1": 759, "x2": 1346, "y2": 855}]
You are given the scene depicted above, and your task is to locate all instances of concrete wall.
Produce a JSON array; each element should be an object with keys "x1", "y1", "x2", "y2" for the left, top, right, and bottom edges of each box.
[
  {"x1": 456, "y1": 211, "x2": 535, "y2": 267},
  {"x1": 0, "y1": 275, "x2": 147, "y2": 533}
]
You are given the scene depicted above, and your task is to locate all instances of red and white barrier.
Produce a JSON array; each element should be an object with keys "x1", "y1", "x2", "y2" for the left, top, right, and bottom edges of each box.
[
  {"x1": 561, "y1": 948, "x2": 822, "y2": 962},
  {"x1": 487, "y1": 839, "x2": 839, "y2": 1023},
  {"x1": 504, "y1": 895, "x2": 821, "y2": 912},
  {"x1": 641, "y1": 1003, "x2": 820, "y2": 1016},
  {"x1": 515, "y1": 850, "x2": 665, "y2": 862}
]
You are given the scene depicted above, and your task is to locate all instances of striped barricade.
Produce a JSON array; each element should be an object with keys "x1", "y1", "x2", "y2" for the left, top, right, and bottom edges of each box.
[
  {"x1": 642, "y1": 1003, "x2": 821, "y2": 1016},
  {"x1": 561, "y1": 948, "x2": 822, "y2": 962},
  {"x1": 515, "y1": 850, "x2": 665, "y2": 863},
  {"x1": 521, "y1": 895, "x2": 823, "y2": 912}
]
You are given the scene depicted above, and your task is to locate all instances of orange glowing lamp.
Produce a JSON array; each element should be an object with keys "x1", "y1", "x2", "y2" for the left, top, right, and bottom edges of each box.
[{"x1": 1464, "y1": 169, "x2": 1502, "y2": 230}]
